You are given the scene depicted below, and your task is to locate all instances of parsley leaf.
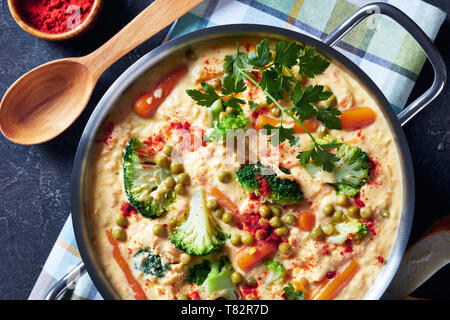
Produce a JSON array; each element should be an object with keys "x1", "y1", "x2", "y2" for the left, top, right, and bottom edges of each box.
[
  {"x1": 282, "y1": 283, "x2": 304, "y2": 300},
  {"x1": 298, "y1": 47, "x2": 330, "y2": 78},
  {"x1": 220, "y1": 73, "x2": 246, "y2": 95},
  {"x1": 248, "y1": 101, "x2": 259, "y2": 111},
  {"x1": 259, "y1": 69, "x2": 284, "y2": 104},
  {"x1": 274, "y1": 41, "x2": 302, "y2": 68},
  {"x1": 224, "y1": 43, "x2": 251, "y2": 79},
  {"x1": 223, "y1": 96, "x2": 246, "y2": 110},
  {"x1": 186, "y1": 82, "x2": 220, "y2": 107},
  {"x1": 262, "y1": 124, "x2": 296, "y2": 146},
  {"x1": 317, "y1": 105, "x2": 342, "y2": 129},
  {"x1": 297, "y1": 142, "x2": 342, "y2": 172},
  {"x1": 248, "y1": 39, "x2": 272, "y2": 68}
]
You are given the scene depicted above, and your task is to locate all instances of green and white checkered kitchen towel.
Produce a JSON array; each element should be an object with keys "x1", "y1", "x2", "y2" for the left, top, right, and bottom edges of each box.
[{"x1": 29, "y1": 0, "x2": 446, "y2": 300}]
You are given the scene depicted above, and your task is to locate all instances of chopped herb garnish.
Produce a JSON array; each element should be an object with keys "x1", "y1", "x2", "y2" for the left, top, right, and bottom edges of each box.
[{"x1": 282, "y1": 283, "x2": 305, "y2": 300}]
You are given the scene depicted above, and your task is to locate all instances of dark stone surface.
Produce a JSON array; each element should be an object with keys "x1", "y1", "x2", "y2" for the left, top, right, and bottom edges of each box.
[{"x1": 0, "y1": 0, "x2": 448, "y2": 300}]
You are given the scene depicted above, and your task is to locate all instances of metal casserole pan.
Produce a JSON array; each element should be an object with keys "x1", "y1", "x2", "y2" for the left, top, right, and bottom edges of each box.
[{"x1": 47, "y1": 3, "x2": 446, "y2": 300}]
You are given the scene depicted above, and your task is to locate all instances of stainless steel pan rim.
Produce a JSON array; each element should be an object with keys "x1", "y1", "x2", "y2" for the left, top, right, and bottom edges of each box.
[{"x1": 68, "y1": 3, "x2": 445, "y2": 300}]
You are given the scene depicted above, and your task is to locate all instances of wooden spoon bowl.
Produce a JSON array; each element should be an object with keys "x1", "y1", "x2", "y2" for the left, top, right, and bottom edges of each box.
[
  {"x1": 0, "y1": 59, "x2": 93, "y2": 144},
  {"x1": 0, "y1": 0, "x2": 203, "y2": 145}
]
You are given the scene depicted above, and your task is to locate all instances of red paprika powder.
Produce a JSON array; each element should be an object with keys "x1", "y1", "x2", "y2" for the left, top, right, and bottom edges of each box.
[{"x1": 20, "y1": 0, "x2": 94, "y2": 34}]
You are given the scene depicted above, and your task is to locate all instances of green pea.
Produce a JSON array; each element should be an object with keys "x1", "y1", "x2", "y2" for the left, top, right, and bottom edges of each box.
[
  {"x1": 218, "y1": 170, "x2": 231, "y2": 183},
  {"x1": 348, "y1": 206, "x2": 360, "y2": 218},
  {"x1": 177, "y1": 173, "x2": 190, "y2": 186},
  {"x1": 336, "y1": 194, "x2": 348, "y2": 206},
  {"x1": 269, "y1": 216, "x2": 282, "y2": 228},
  {"x1": 310, "y1": 227, "x2": 324, "y2": 240},
  {"x1": 219, "y1": 111, "x2": 229, "y2": 121},
  {"x1": 225, "y1": 106, "x2": 235, "y2": 114},
  {"x1": 278, "y1": 242, "x2": 291, "y2": 254},
  {"x1": 230, "y1": 234, "x2": 241, "y2": 246},
  {"x1": 163, "y1": 177, "x2": 176, "y2": 189},
  {"x1": 206, "y1": 199, "x2": 219, "y2": 210},
  {"x1": 231, "y1": 272, "x2": 243, "y2": 284},
  {"x1": 162, "y1": 145, "x2": 173, "y2": 157},
  {"x1": 381, "y1": 210, "x2": 390, "y2": 218},
  {"x1": 259, "y1": 205, "x2": 272, "y2": 218},
  {"x1": 222, "y1": 212, "x2": 234, "y2": 224},
  {"x1": 323, "y1": 204, "x2": 334, "y2": 216},
  {"x1": 360, "y1": 207, "x2": 373, "y2": 219},
  {"x1": 241, "y1": 233, "x2": 254, "y2": 245},
  {"x1": 270, "y1": 107, "x2": 281, "y2": 117},
  {"x1": 113, "y1": 227, "x2": 125, "y2": 241},
  {"x1": 170, "y1": 162, "x2": 184, "y2": 174},
  {"x1": 245, "y1": 277, "x2": 257, "y2": 288},
  {"x1": 177, "y1": 293, "x2": 189, "y2": 300},
  {"x1": 156, "y1": 154, "x2": 170, "y2": 169},
  {"x1": 255, "y1": 229, "x2": 268, "y2": 240},
  {"x1": 283, "y1": 214, "x2": 297, "y2": 225},
  {"x1": 271, "y1": 206, "x2": 282, "y2": 217},
  {"x1": 332, "y1": 210, "x2": 343, "y2": 222},
  {"x1": 180, "y1": 253, "x2": 191, "y2": 264},
  {"x1": 115, "y1": 214, "x2": 128, "y2": 227},
  {"x1": 174, "y1": 183, "x2": 185, "y2": 195},
  {"x1": 259, "y1": 218, "x2": 269, "y2": 226},
  {"x1": 214, "y1": 207, "x2": 224, "y2": 219},
  {"x1": 185, "y1": 49, "x2": 197, "y2": 61},
  {"x1": 321, "y1": 223, "x2": 335, "y2": 236},
  {"x1": 276, "y1": 226, "x2": 289, "y2": 236},
  {"x1": 153, "y1": 224, "x2": 165, "y2": 237},
  {"x1": 317, "y1": 126, "x2": 328, "y2": 138},
  {"x1": 211, "y1": 79, "x2": 222, "y2": 89}
]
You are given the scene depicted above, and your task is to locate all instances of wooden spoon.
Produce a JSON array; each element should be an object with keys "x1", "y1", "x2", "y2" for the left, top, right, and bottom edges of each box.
[{"x1": 0, "y1": 0, "x2": 203, "y2": 145}]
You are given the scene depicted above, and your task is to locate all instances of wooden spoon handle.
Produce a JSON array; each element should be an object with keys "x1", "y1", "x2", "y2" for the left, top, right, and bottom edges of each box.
[{"x1": 79, "y1": 0, "x2": 203, "y2": 79}]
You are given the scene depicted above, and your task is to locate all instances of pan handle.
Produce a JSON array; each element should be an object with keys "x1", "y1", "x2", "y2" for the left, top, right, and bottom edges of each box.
[
  {"x1": 323, "y1": 2, "x2": 446, "y2": 126},
  {"x1": 44, "y1": 262, "x2": 86, "y2": 300}
]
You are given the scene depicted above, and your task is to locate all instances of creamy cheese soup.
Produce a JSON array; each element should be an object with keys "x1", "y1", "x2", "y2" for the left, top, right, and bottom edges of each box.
[{"x1": 87, "y1": 38, "x2": 402, "y2": 300}]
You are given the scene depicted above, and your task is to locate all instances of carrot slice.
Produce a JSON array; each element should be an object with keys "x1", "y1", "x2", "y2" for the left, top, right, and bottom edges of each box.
[
  {"x1": 339, "y1": 107, "x2": 376, "y2": 130},
  {"x1": 310, "y1": 258, "x2": 360, "y2": 300},
  {"x1": 298, "y1": 211, "x2": 316, "y2": 231},
  {"x1": 255, "y1": 113, "x2": 319, "y2": 134},
  {"x1": 235, "y1": 241, "x2": 278, "y2": 271},
  {"x1": 208, "y1": 185, "x2": 239, "y2": 215},
  {"x1": 106, "y1": 230, "x2": 147, "y2": 300},
  {"x1": 133, "y1": 65, "x2": 188, "y2": 118}
]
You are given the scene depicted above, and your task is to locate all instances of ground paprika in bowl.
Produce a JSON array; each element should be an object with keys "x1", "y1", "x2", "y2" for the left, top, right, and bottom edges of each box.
[{"x1": 7, "y1": 0, "x2": 103, "y2": 41}]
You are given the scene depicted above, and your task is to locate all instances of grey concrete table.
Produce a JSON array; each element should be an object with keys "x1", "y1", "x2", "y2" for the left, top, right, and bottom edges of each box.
[{"x1": 0, "y1": 0, "x2": 448, "y2": 299}]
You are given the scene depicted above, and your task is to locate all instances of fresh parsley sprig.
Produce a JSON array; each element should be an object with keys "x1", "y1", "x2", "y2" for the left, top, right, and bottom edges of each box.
[
  {"x1": 282, "y1": 283, "x2": 305, "y2": 300},
  {"x1": 186, "y1": 39, "x2": 343, "y2": 172},
  {"x1": 226, "y1": 40, "x2": 342, "y2": 172}
]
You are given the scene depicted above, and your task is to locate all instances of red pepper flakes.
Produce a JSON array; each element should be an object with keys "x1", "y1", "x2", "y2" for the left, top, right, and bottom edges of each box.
[
  {"x1": 120, "y1": 202, "x2": 137, "y2": 217},
  {"x1": 353, "y1": 193, "x2": 365, "y2": 207},
  {"x1": 96, "y1": 121, "x2": 114, "y2": 145},
  {"x1": 256, "y1": 175, "x2": 271, "y2": 198},
  {"x1": 251, "y1": 111, "x2": 260, "y2": 120},
  {"x1": 241, "y1": 285, "x2": 258, "y2": 300},
  {"x1": 322, "y1": 244, "x2": 330, "y2": 255},
  {"x1": 188, "y1": 291, "x2": 201, "y2": 300},
  {"x1": 363, "y1": 219, "x2": 377, "y2": 236},
  {"x1": 367, "y1": 158, "x2": 382, "y2": 186},
  {"x1": 249, "y1": 193, "x2": 259, "y2": 201},
  {"x1": 343, "y1": 239, "x2": 353, "y2": 253},
  {"x1": 204, "y1": 59, "x2": 210, "y2": 65},
  {"x1": 377, "y1": 256, "x2": 385, "y2": 263},
  {"x1": 169, "y1": 121, "x2": 191, "y2": 131},
  {"x1": 326, "y1": 271, "x2": 336, "y2": 279}
]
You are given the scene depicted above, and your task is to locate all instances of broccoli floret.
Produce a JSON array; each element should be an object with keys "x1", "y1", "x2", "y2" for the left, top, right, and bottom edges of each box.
[
  {"x1": 170, "y1": 188, "x2": 225, "y2": 255},
  {"x1": 186, "y1": 260, "x2": 212, "y2": 285},
  {"x1": 133, "y1": 248, "x2": 168, "y2": 278},
  {"x1": 264, "y1": 259, "x2": 286, "y2": 287},
  {"x1": 189, "y1": 256, "x2": 239, "y2": 300},
  {"x1": 305, "y1": 135, "x2": 370, "y2": 197},
  {"x1": 327, "y1": 220, "x2": 368, "y2": 245},
  {"x1": 209, "y1": 100, "x2": 248, "y2": 139},
  {"x1": 123, "y1": 138, "x2": 176, "y2": 218},
  {"x1": 236, "y1": 161, "x2": 303, "y2": 205}
]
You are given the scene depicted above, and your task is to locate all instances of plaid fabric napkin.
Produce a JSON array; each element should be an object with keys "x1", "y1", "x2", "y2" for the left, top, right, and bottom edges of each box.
[{"x1": 29, "y1": 0, "x2": 446, "y2": 300}]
